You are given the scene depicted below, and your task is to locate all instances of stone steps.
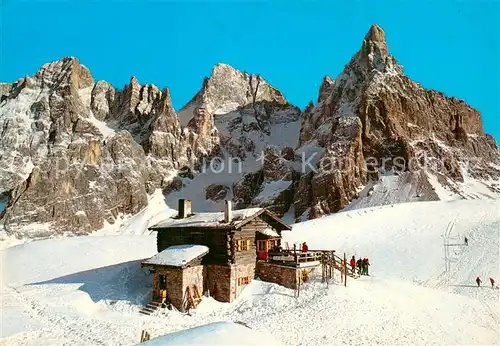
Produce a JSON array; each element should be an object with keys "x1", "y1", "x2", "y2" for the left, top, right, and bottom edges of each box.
[{"x1": 139, "y1": 300, "x2": 162, "y2": 315}]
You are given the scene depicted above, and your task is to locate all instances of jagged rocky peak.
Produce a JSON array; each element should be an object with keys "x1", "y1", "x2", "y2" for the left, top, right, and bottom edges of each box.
[
  {"x1": 365, "y1": 23, "x2": 386, "y2": 42},
  {"x1": 0, "y1": 57, "x2": 184, "y2": 237},
  {"x1": 362, "y1": 24, "x2": 388, "y2": 62},
  {"x1": 112, "y1": 75, "x2": 163, "y2": 124},
  {"x1": 178, "y1": 63, "x2": 287, "y2": 125},
  {"x1": 207, "y1": 63, "x2": 286, "y2": 108},
  {"x1": 317, "y1": 76, "x2": 334, "y2": 103},
  {"x1": 90, "y1": 73, "x2": 176, "y2": 136},
  {"x1": 293, "y1": 23, "x2": 500, "y2": 221},
  {"x1": 350, "y1": 24, "x2": 402, "y2": 75},
  {"x1": 34, "y1": 56, "x2": 95, "y2": 91}
]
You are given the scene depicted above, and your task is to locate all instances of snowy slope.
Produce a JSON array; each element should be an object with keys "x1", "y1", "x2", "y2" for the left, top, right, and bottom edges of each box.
[
  {"x1": 344, "y1": 173, "x2": 435, "y2": 211},
  {"x1": 1, "y1": 199, "x2": 499, "y2": 345},
  {"x1": 92, "y1": 189, "x2": 177, "y2": 236},
  {"x1": 141, "y1": 321, "x2": 284, "y2": 345},
  {"x1": 285, "y1": 200, "x2": 499, "y2": 295},
  {"x1": 1, "y1": 235, "x2": 157, "y2": 343},
  {"x1": 426, "y1": 168, "x2": 500, "y2": 201}
]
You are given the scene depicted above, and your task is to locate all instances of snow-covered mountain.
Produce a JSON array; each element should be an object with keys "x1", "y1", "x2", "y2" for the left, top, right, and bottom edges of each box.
[
  {"x1": 293, "y1": 24, "x2": 500, "y2": 219},
  {"x1": 1, "y1": 24, "x2": 499, "y2": 238}
]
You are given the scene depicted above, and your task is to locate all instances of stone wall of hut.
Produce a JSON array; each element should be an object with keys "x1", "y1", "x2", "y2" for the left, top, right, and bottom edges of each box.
[
  {"x1": 182, "y1": 265, "x2": 204, "y2": 308},
  {"x1": 152, "y1": 267, "x2": 183, "y2": 309},
  {"x1": 205, "y1": 264, "x2": 232, "y2": 302},
  {"x1": 230, "y1": 262, "x2": 256, "y2": 300},
  {"x1": 255, "y1": 262, "x2": 319, "y2": 289}
]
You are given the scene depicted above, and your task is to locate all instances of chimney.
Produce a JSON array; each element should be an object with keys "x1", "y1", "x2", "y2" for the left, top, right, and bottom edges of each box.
[
  {"x1": 178, "y1": 199, "x2": 192, "y2": 219},
  {"x1": 224, "y1": 200, "x2": 232, "y2": 223}
]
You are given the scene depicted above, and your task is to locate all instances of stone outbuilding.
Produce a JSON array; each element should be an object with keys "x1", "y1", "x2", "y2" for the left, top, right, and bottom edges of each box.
[{"x1": 142, "y1": 244, "x2": 209, "y2": 311}]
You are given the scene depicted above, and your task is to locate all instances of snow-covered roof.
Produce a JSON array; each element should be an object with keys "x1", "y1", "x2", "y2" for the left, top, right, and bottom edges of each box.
[
  {"x1": 258, "y1": 228, "x2": 280, "y2": 238},
  {"x1": 150, "y1": 208, "x2": 263, "y2": 229},
  {"x1": 142, "y1": 244, "x2": 209, "y2": 267},
  {"x1": 138, "y1": 321, "x2": 284, "y2": 346}
]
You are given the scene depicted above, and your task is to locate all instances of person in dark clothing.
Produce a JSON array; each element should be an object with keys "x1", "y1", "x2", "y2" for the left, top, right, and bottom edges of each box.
[
  {"x1": 356, "y1": 258, "x2": 363, "y2": 275},
  {"x1": 363, "y1": 258, "x2": 370, "y2": 276},
  {"x1": 350, "y1": 256, "x2": 356, "y2": 274},
  {"x1": 490, "y1": 277, "x2": 495, "y2": 288},
  {"x1": 464, "y1": 237, "x2": 468, "y2": 246},
  {"x1": 476, "y1": 276, "x2": 482, "y2": 287}
]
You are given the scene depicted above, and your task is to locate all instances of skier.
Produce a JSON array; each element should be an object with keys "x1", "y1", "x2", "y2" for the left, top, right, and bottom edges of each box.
[
  {"x1": 356, "y1": 258, "x2": 363, "y2": 275},
  {"x1": 464, "y1": 237, "x2": 468, "y2": 246},
  {"x1": 350, "y1": 256, "x2": 356, "y2": 274},
  {"x1": 489, "y1": 277, "x2": 495, "y2": 288},
  {"x1": 361, "y1": 258, "x2": 367, "y2": 275},
  {"x1": 301, "y1": 242, "x2": 309, "y2": 252},
  {"x1": 363, "y1": 258, "x2": 371, "y2": 276},
  {"x1": 476, "y1": 276, "x2": 482, "y2": 287}
]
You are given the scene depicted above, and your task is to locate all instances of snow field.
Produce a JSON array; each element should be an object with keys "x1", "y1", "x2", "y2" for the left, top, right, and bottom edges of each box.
[{"x1": 0, "y1": 199, "x2": 499, "y2": 345}]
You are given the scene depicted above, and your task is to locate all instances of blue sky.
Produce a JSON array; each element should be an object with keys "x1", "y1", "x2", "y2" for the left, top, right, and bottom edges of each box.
[{"x1": 1, "y1": 1, "x2": 499, "y2": 140}]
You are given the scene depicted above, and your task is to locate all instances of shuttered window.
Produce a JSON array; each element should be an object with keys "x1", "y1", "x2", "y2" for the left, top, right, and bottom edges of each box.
[
  {"x1": 238, "y1": 276, "x2": 251, "y2": 286},
  {"x1": 237, "y1": 239, "x2": 251, "y2": 252}
]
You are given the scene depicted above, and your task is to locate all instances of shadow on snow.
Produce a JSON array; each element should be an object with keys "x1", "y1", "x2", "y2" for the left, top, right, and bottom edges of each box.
[{"x1": 30, "y1": 259, "x2": 153, "y2": 305}]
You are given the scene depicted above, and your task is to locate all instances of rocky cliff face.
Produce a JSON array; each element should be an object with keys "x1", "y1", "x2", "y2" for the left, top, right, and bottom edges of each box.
[
  {"x1": 0, "y1": 58, "x2": 300, "y2": 237},
  {"x1": 164, "y1": 64, "x2": 301, "y2": 215},
  {"x1": 0, "y1": 58, "x2": 226, "y2": 236},
  {"x1": 294, "y1": 24, "x2": 500, "y2": 219},
  {"x1": 1, "y1": 24, "x2": 499, "y2": 237}
]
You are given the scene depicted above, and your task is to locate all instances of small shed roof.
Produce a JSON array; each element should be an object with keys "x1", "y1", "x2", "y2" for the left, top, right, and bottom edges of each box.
[
  {"x1": 149, "y1": 207, "x2": 291, "y2": 231},
  {"x1": 142, "y1": 244, "x2": 209, "y2": 267}
]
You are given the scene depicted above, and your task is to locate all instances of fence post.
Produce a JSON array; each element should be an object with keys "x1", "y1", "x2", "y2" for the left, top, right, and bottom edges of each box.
[
  {"x1": 340, "y1": 259, "x2": 344, "y2": 284},
  {"x1": 344, "y1": 253, "x2": 347, "y2": 287}
]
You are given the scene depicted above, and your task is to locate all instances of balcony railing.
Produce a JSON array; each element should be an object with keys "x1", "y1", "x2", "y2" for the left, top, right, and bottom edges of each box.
[{"x1": 265, "y1": 249, "x2": 332, "y2": 266}]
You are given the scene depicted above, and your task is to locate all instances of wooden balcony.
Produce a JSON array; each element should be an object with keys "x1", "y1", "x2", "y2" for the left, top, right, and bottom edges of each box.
[{"x1": 264, "y1": 249, "x2": 331, "y2": 267}]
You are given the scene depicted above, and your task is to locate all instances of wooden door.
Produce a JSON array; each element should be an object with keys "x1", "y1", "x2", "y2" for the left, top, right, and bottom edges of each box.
[{"x1": 257, "y1": 240, "x2": 268, "y2": 260}]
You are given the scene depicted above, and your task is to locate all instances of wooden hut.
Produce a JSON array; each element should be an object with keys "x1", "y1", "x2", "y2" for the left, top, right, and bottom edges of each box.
[{"x1": 141, "y1": 199, "x2": 291, "y2": 311}]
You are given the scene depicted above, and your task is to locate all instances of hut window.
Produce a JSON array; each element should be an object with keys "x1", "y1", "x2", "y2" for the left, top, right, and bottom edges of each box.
[
  {"x1": 238, "y1": 276, "x2": 251, "y2": 286},
  {"x1": 237, "y1": 239, "x2": 251, "y2": 252}
]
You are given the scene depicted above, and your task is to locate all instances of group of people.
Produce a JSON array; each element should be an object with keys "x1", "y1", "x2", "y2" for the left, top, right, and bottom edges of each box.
[
  {"x1": 475, "y1": 276, "x2": 497, "y2": 289},
  {"x1": 350, "y1": 256, "x2": 370, "y2": 276}
]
